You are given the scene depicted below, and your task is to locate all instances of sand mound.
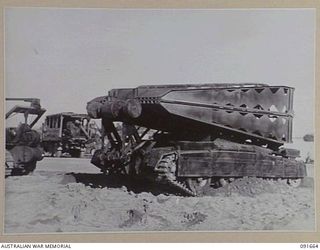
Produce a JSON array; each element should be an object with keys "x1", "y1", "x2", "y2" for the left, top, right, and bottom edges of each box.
[
  {"x1": 215, "y1": 177, "x2": 293, "y2": 197},
  {"x1": 5, "y1": 173, "x2": 315, "y2": 233}
]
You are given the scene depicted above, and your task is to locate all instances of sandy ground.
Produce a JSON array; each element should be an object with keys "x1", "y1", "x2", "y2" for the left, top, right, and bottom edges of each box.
[{"x1": 4, "y1": 158, "x2": 315, "y2": 233}]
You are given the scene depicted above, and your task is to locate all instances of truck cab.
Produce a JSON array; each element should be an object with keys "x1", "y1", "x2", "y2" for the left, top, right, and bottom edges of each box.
[{"x1": 41, "y1": 112, "x2": 95, "y2": 157}]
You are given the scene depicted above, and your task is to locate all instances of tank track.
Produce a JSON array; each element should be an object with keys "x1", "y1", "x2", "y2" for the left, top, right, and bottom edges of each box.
[
  {"x1": 154, "y1": 154, "x2": 197, "y2": 196},
  {"x1": 152, "y1": 153, "x2": 305, "y2": 196},
  {"x1": 5, "y1": 150, "x2": 37, "y2": 177},
  {"x1": 5, "y1": 150, "x2": 16, "y2": 177}
]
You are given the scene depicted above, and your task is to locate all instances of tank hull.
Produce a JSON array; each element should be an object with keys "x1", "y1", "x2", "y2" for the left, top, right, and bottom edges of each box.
[
  {"x1": 91, "y1": 139, "x2": 306, "y2": 196},
  {"x1": 87, "y1": 83, "x2": 306, "y2": 196}
]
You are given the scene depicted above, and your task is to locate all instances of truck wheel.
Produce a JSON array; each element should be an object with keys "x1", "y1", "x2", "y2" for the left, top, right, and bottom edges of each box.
[
  {"x1": 24, "y1": 161, "x2": 37, "y2": 174},
  {"x1": 56, "y1": 150, "x2": 62, "y2": 158},
  {"x1": 80, "y1": 151, "x2": 85, "y2": 158},
  {"x1": 70, "y1": 150, "x2": 81, "y2": 158}
]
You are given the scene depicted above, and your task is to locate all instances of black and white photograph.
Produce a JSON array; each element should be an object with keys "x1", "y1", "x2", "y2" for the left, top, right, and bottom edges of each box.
[{"x1": 4, "y1": 7, "x2": 315, "y2": 234}]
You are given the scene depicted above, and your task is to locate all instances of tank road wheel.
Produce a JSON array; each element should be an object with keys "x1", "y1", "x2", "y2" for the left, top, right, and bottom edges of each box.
[
  {"x1": 219, "y1": 178, "x2": 229, "y2": 187},
  {"x1": 287, "y1": 178, "x2": 302, "y2": 188},
  {"x1": 185, "y1": 178, "x2": 211, "y2": 196}
]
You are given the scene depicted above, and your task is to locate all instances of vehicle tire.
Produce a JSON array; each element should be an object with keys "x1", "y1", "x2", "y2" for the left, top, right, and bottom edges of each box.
[
  {"x1": 56, "y1": 150, "x2": 62, "y2": 158},
  {"x1": 70, "y1": 150, "x2": 81, "y2": 158},
  {"x1": 90, "y1": 149, "x2": 96, "y2": 156}
]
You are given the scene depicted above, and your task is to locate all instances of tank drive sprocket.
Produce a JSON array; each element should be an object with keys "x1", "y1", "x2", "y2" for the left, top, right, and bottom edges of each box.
[{"x1": 154, "y1": 154, "x2": 197, "y2": 196}]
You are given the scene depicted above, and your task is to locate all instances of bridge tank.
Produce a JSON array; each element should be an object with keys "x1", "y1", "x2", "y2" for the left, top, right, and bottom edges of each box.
[{"x1": 86, "y1": 83, "x2": 304, "y2": 196}]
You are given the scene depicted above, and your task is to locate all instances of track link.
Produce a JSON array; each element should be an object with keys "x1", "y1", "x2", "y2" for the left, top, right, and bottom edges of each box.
[{"x1": 154, "y1": 154, "x2": 197, "y2": 197}]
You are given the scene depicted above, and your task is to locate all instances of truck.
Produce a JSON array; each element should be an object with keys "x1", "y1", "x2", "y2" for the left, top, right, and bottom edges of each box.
[
  {"x1": 6, "y1": 98, "x2": 46, "y2": 177},
  {"x1": 41, "y1": 112, "x2": 101, "y2": 157},
  {"x1": 86, "y1": 83, "x2": 306, "y2": 196}
]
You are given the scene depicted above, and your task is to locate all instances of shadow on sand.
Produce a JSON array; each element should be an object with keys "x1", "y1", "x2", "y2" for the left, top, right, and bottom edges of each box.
[{"x1": 61, "y1": 172, "x2": 177, "y2": 196}]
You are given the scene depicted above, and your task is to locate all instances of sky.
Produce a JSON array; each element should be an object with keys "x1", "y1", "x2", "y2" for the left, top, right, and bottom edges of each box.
[{"x1": 5, "y1": 8, "x2": 315, "y2": 137}]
